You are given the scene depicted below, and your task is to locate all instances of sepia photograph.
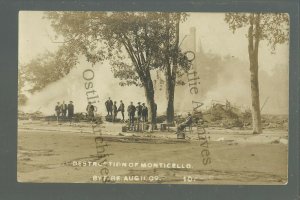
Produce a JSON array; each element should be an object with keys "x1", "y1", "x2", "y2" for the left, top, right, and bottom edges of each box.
[{"x1": 18, "y1": 11, "x2": 289, "y2": 184}]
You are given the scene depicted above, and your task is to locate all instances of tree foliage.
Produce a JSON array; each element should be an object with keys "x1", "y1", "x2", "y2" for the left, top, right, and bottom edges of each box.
[
  {"x1": 46, "y1": 12, "x2": 190, "y2": 87},
  {"x1": 18, "y1": 65, "x2": 27, "y2": 105},
  {"x1": 40, "y1": 11, "x2": 191, "y2": 123},
  {"x1": 224, "y1": 13, "x2": 289, "y2": 52},
  {"x1": 21, "y1": 12, "x2": 191, "y2": 93},
  {"x1": 22, "y1": 44, "x2": 79, "y2": 93},
  {"x1": 20, "y1": 12, "x2": 191, "y2": 123}
]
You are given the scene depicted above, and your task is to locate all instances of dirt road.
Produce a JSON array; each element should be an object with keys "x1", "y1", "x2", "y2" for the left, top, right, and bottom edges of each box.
[{"x1": 17, "y1": 120, "x2": 288, "y2": 184}]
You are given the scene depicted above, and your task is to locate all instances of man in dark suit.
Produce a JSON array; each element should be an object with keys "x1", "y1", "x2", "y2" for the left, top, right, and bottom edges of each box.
[
  {"x1": 55, "y1": 102, "x2": 61, "y2": 122},
  {"x1": 118, "y1": 100, "x2": 125, "y2": 121},
  {"x1": 67, "y1": 101, "x2": 74, "y2": 124},
  {"x1": 105, "y1": 97, "x2": 113, "y2": 116},
  {"x1": 61, "y1": 101, "x2": 68, "y2": 118},
  {"x1": 136, "y1": 102, "x2": 143, "y2": 121},
  {"x1": 112, "y1": 101, "x2": 118, "y2": 122},
  {"x1": 127, "y1": 102, "x2": 136, "y2": 128},
  {"x1": 141, "y1": 103, "x2": 148, "y2": 122}
]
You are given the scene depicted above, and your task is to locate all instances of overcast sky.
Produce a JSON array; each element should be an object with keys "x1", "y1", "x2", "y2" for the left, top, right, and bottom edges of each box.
[{"x1": 19, "y1": 11, "x2": 289, "y2": 73}]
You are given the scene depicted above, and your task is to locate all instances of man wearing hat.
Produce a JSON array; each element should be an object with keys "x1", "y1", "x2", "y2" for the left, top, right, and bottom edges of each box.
[
  {"x1": 136, "y1": 102, "x2": 143, "y2": 121},
  {"x1": 112, "y1": 101, "x2": 118, "y2": 122},
  {"x1": 127, "y1": 102, "x2": 136, "y2": 128},
  {"x1": 61, "y1": 101, "x2": 68, "y2": 119},
  {"x1": 105, "y1": 97, "x2": 113, "y2": 116},
  {"x1": 118, "y1": 100, "x2": 125, "y2": 121},
  {"x1": 141, "y1": 103, "x2": 148, "y2": 122}
]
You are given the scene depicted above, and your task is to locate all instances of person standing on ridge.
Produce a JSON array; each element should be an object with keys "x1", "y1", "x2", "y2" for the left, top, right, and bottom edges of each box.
[
  {"x1": 105, "y1": 97, "x2": 113, "y2": 116},
  {"x1": 118, "y1": 100, "x2": 125, "y2": 121}
]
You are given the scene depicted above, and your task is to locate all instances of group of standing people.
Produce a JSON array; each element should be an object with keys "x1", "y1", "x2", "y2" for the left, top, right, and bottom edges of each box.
[
  {"x1": 105, "y1": 97, "x2": 152, "y2": 125},
  {"x1": 54, "y1": 98, "x2": 157, "y2": 126},
  {"x1": 105, "y1": 97, "x2": 125, "y2": 121},
  {"x1": 55, "y1": 101, "x2": 96, "y2": 122},
  {"x1": 127, "y1": 102, "x2": 149, "y2": 123},
  {"x1": 55, "y1": 101, "x2": 74, "y2": 122}
]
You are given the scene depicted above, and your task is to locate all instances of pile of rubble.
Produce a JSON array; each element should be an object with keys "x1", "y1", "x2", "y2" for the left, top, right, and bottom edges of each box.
[
  {"x1": 105, "y1": 115, "x2": 122, "y2": 123},
  {"x1": 261, "y1": 114, "x2": 288, "y2": 130},
  {"x1": 18, "y1": 111, "x2": 103, "y2": 124},
  {"x1": 200, "y1": 103, "x2": 246, "y2": 129},
  {"x1": 18, "y1": 111, "x2": 44, "y2": 120},
  {"x1": 201, "y1": 103, "x2": 287, "y2": 130}
]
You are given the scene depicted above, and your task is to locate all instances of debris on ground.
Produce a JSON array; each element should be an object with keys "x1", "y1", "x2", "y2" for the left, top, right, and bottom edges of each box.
[
  {"x1": 18, "y1": 99, "x2": 287, "y2": 130},
  {"x1": 18, "y1": 111, "x2": 44, "y2": 120},
  {"x1": 270, "y1": 139, "x2": 280, "y2": 144},
  {"x1": 18, "y1": 111, "x2": 103, "y2": 124},
  {"x1": 105, "y1": 115, "x2": 121, "y2": 123}
]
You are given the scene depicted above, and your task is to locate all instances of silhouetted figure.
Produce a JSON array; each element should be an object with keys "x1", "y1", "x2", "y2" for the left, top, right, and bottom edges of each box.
[
  {"x1": 127, "y1": 102, "x2": 136, "y2": 129},
  {"x1": 55, "y1": 102, "x2": 61, "y2": 122},
  {"x1": 61, "y1": 101, "x2": 67, "y2": 118},
  {"x1": 105, "y1": 97, "x2": 113, "y2": 116},
  {"x1": 67, "y1": 101, "x2": 74, "y2": 123},
  {"x1": 177, "y1": 113, "x2": 193, "y2": 132},
  {"x1": 136, "y1": 102, "x2": 143, "y2": 121},
  {"x1": 113, "y1": 101, "x2": 118, "y2": 122},
  {"x1": 141, "y1": 103, "x2": 148, "y2": 122},
  {"x1": 86, "y1": 102, "x2": 95, "y2": 122},
  {"x1": 118, "y1": 100, "x2": 125, "y2": 121}
]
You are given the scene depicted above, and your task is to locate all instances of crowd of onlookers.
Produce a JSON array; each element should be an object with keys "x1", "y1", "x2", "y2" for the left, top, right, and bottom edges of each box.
[
  {"x1": 54, "y1": 101, "x2": 74, "y2": 121},
  {"x1": 54, "y1": 98, "x2": 156, "y2": 125},
  {"x1": 105, "y1": 97, "x2": 156, "y2": 124},
  {"x1": 54, "y1": 98, "x2": 193, "y2": 135},
  {"x1": 55, "y1": 101, "x2": 97, "y2": 123}
]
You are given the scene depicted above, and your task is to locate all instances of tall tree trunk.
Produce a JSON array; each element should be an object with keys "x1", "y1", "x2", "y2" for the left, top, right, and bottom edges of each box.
[
  {"x1": 166, "y1": 76, "x2": 175, "y2": 123},
  {"x1": 248, "y1": 14, "x2": 262, "y2": 134},
  {"x1": 249, "y1": 57, "x2": 262, "y2": 134},
  {"x1": 165, "y1": 13, "x2": 180, "y2": 124},
  {"x1": 121, "y1": 36, "x2": 157, "y2": 125},
  {"x1": 143, "y1": 71, "x2": 157, "y2": 125}
]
